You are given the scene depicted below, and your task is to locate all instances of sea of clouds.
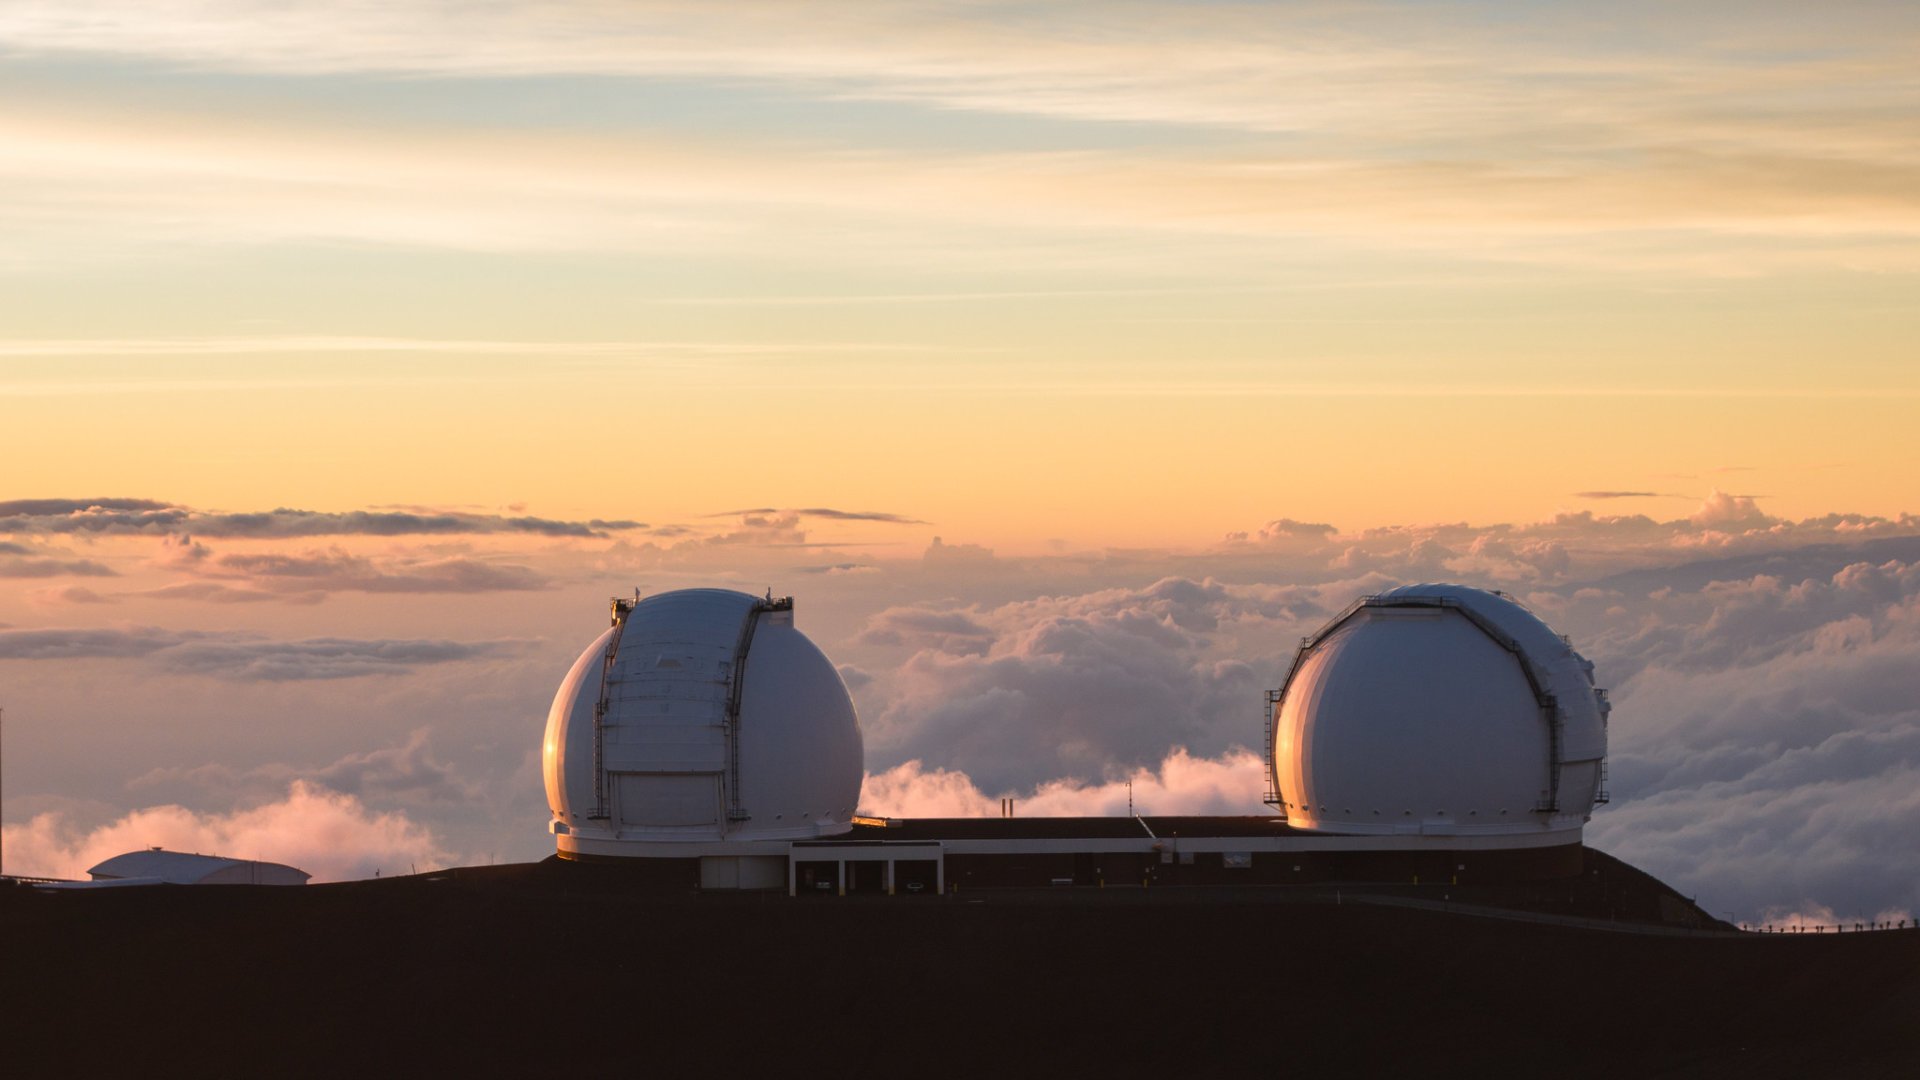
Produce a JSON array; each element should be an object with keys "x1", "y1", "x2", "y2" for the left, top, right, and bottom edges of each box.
[{"x1": 3, "y1": 494, "x2": 1916, "y2": 925}]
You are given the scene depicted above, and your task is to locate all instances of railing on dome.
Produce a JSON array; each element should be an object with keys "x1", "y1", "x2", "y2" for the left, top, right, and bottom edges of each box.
[
  {"x1": 1262, "y1": 688, "x2": 1286, "y2": 813},
  {"x1": 1263, "y1": 605, "x2": 1345, "y2": 814}
]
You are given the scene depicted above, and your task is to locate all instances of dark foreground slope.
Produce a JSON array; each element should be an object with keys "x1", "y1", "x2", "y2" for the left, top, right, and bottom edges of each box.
[{"x1": 6, "y1": 861, "x2": 1915, "y2": 1079}]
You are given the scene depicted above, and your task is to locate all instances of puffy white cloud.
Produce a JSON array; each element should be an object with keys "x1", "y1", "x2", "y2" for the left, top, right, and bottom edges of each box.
[
  {"x1": 1690, "y1": 489, "x2": 1775, "y2": 529},
  {"x1": 1442, "y1": 533, "x2": 1571, "y2": 583},
  {"x1": 1755, "y1": 903, "x2": 1914, "y2": 932},
  {"x1": 1, "y1": 781, "x2": 456, "y2": 882},
  {"x1": 1579, "y1": 558, "x2": 1920, "y2": 922},
  {"x1": 838, "y1": 512, "x2": 1920, "y2": 922},
  {"x1": 1222, "y1": 518, "x2": 1337, "y2": 546},
  {"x1": 861, "y1": 748, "x2": 1267, "y2": 819},
  {"x1": 855, "y1": 577, "x2": 1324, "y2": 790},
  {"x1": 859, "y1": 760, "x2": 997, "y2": 818},
  {"x1": 1217, "y1": 496, "x2": 1920, "y2": 591},
  {"x1": 923, "y1": 536, "x2": 995, "y2": 564}
]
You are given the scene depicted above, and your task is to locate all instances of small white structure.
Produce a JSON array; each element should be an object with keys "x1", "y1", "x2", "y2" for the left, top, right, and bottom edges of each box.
[
  {"x1": 87, "y1": 848, "x2": 311, "y2": 886},
  {"x1": 1269, "y1": 583, "x2": 1609, "y2": 840},
  {"x1": 543, "y1": 589, "x2": 864, "y2": 867}
]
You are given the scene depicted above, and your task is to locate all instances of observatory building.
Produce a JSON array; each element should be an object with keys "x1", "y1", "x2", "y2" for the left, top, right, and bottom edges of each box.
[
  {"x1": 542, "y1": 584, "x2": 1608, "y2": 895},
  {"x1": 82, "y1": 849, "x2": 310, "y2": 887},
  {"x1": 543, "y1": 589, "x2": 863, "y2": 887},
  {"x1": 1269, "y1": 583, "x2": 1610, "y2": 839}
]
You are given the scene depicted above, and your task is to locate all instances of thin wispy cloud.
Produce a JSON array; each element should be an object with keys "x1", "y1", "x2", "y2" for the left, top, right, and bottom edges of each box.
[
  {"x1": 131, "y1": 729, "x2": 482, "y2": 806},
  {"x1": 709, "y1": 507, "x2": 928, "y2": 525},
  {"x1": 26, "y1": 585, "x2": 115, "y2": 607},
  {"x1": 0, "y1": 336, "x2": 970, "y2": 358},
  {"x1": 0, "y1": 625, "x2": 528, "y2": 680},
  {"x1": 179, "y1": 547, "x2": 551, "y2": 598},
  {"x1": 7, "y1": 2, "x2": 1916, "y2": 147},
  {"x1": 0, "y1": 499, "x2": 642, "y2": 538},
  {"x1": 4, "y1": 7, "x2": 1918, "y2": 274},
  {"x1": 0, "y1": 556, "x2": 118, "y2": 578}
]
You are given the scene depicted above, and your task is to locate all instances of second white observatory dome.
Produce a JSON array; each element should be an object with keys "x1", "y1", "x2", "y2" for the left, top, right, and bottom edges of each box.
[
  {"x1": 1270, "y1": 584, "x2": 1609, "y2": 839},
  {"x1": 543, "y1": 588, "x2": 863, "y2": 857}
]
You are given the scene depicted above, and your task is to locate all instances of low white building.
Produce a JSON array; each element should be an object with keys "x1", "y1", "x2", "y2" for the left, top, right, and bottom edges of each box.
[{"x1": 85, "y1": 848, "x2": 310, "y2": 886}]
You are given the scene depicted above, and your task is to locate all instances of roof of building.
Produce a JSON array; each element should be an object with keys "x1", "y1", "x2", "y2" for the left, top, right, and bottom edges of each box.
[
  {"x1": 88, "y1": 849, "x2": 310, "y2": 885},
  {"x1": 826, "y1": 815, "x2": 1304, "y2": 843}
]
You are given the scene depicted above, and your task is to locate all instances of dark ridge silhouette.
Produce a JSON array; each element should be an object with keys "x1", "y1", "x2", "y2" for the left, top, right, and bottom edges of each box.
[{"x1": 6, "y1": 849, "x2": 1915, "y2": 1077}]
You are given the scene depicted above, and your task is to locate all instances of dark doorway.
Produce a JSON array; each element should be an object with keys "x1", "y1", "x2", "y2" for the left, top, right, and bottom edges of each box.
[
  {"x1": 893, "y1": 859, "x2": 938, "y2": 895},
  {"x1": 794, "y1": 860, "x2": 840, "y2": 896},
  {"x1": 1073, "y1": 851, "x2": 1097, "y2": 886},
  {"x1": 848, "y1": 861, "x2": 886, "y2": 894}
]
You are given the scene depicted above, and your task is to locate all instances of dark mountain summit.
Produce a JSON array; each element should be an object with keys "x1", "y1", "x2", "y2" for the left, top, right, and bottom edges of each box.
[{"x1": 8, "y1": 851, "x2": 1915, "y2": 1078}]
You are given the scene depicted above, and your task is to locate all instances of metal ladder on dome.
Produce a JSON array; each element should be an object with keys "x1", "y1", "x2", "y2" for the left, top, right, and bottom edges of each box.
[
  {"x1": 722, "y1": 593, "x2": 794, "y2": 824},
  {"x1": 1262, "y1": 688, "x2": 1286, "y2": 812},
  {"x1": 587, "y1": 594, "x2": 636, "y2": 821}
]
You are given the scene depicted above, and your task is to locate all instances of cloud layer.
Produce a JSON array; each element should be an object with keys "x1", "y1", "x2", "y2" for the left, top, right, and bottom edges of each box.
[
  {"x1": 164, "y1": 544, "x2": 550, "y2": 600},
  {"x1": 2, "y1": 781, "x2": 455, "y2": 882},
  {"x1": 7, "y1": 490, "x2": 1920, "y2": 923},
  {"x1": 131, "y1": 729, "x2": 481, "y2": 806},
  {"x1": 0, "y1": 625, "x2": 523, "y2": 680},
  {"x1": 861, "y1": 748, "x2": 1268, "y2": 819},
  {"x1": 831, "y1": 498, "x2": 1920, "y2": 922},
  {"x1": 856, "y1": 577, "x2": 1323, "y2": 790},
  {"x1": 0, "y1": 499, "x2": 639, "y2": 538}
]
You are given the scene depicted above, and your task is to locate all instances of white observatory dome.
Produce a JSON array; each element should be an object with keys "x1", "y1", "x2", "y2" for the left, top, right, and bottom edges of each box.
[
  {"x1": 1270, "y1": 584, "x2": 1609, "y2": 839},
  {"x1": 543, "y1": 589, "x2": 863, "y2": 856}
]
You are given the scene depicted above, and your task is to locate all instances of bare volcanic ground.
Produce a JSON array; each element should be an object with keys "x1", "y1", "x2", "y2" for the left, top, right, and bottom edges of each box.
[{"x1": 6, "y1": 858, "x2": 1916, "y2": 1078}]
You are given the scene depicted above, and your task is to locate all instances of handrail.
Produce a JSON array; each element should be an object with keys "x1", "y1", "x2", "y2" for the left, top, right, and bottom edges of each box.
[{"x1": 723, "y1": 595, "x2": 794, "y2": 824}]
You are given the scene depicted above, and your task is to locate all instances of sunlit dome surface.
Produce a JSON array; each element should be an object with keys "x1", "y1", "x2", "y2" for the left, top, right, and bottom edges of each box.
[
  {"x1": 1271, "y1": 584, "x2": 1609, "y2": 838},
  {"x1": 543, "y1": 588, "x2": 863, "y2": 854}
]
